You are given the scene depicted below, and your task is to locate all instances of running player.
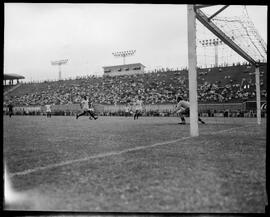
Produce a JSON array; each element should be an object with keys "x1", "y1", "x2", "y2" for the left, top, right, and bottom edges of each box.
[
  {"x1": 88, "y1": 100, "x2": 99, "y2": 120},
  {"x1": 174, "y1": 96, "x2": 205, "y2": 125},
  {"x1": 7, "y1": 102, "x2": 14, "y2": 118},
  {"x1": 133, "y1": 96, "x2": 144, "y2": 120},
  {"x1": 45, "y1": 104, "x2": 52, "y2": 118},
  {"x1": 76, "y1": 96, "x2": 98, "y2": 120}
]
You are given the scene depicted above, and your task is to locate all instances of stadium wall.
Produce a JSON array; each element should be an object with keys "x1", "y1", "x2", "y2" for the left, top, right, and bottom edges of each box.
[{"x1": 4, "y1": 102, "x2": 264, "y2": 116}]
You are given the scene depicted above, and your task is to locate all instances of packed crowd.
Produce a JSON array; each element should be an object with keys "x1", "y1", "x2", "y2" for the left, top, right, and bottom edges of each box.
[{"x1": 4, "y1": 64, "x2": 267, "y2": 107}]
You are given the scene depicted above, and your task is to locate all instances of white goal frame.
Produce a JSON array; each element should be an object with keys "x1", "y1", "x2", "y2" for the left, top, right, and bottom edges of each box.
[{"x1": 187, "y1": 5, "x2": 262, "y2": 137}]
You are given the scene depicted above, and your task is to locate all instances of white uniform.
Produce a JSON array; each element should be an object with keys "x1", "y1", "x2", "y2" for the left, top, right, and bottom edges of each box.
[
  {"x1": 81, "y1": 99, "x2": 90, "y2": 111},
  {"x1": 45, "y1": 105, "x2": 51, "y2": 112},
  {"x1": 135, "y1": 100, "x2": 143, "y2": 111},
  {"x1": 175, "y1": 100, "x2": 190, "y2": 113}
]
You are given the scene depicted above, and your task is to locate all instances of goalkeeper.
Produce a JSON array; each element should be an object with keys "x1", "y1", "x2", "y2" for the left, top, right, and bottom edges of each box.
[{"x1": 173, "y1": 96, "x2": 205, "y2": 125}]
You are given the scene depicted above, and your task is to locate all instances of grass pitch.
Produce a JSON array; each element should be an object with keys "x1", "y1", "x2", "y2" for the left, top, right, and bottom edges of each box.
[{"x1": 3, "y1": 115, "x2": 267, "y2": 212}]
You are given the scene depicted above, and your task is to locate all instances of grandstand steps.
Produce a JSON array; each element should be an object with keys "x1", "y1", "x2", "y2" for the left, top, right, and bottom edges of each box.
[{"x1": 4, "y1": 83, "x2": 22, "y2": 96}]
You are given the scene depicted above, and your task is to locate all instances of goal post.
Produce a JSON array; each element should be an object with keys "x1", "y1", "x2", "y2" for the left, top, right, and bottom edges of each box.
[
  {"x1": 255, "y1": 66, "x2": 261, "y2": 125},
  {"x1": 187, "y1": 5, "x2": 199, "y2": 137}
]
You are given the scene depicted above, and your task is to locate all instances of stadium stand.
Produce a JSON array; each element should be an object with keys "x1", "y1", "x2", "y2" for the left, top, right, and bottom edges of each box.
[{"x1": 3, "y1": 63, "x2": 267, "y2": 108}]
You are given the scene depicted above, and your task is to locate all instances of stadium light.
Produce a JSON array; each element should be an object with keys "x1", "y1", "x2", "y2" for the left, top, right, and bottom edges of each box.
[
  {"x1": 199, "y1": 38, "x2": 228, "y2": 67},
  {"x1": 112, "y1": 50, "x2": 136, "y2": 65},
  {"x1": 51, "y1": 59, "x2": 68, "y2": 80}
]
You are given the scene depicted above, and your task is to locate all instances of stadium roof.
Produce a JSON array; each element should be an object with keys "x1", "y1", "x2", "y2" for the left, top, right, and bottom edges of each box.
[
  {"x1": 103, "y1": 63, "x2": 145, "y2": 69},
  {"x1": 4, "y1": 74, "x2": 25, "y2": 80}
]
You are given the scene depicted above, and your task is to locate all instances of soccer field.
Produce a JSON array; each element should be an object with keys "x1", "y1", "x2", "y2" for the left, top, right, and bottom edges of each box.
[{"x1": 3, "y1": 116, "x2": 267, "y2": 212}]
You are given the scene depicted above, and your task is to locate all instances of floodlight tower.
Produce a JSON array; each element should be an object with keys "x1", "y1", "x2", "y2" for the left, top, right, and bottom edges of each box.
[
  {"x1": 199, "y1": 38, "x2": 223, "y2": 67},
  {"x1": 112, "y1": 50, "x2": 136, "y2": 65},
  {"x1": 51, "y1": 59, "x2": 68, "y2": 80}
]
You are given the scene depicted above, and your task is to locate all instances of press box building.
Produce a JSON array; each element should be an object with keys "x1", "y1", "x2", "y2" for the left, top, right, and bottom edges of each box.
[{"x1": 103, "y1": 63, "x2": 145, "y2": 76}]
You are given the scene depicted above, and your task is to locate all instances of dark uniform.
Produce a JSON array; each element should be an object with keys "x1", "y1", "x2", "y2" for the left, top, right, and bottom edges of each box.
[{"x1": 8, "y1": 103, "x2": 14, "y2": 118}]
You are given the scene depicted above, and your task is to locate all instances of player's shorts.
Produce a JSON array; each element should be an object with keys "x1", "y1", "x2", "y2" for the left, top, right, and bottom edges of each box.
[
  {"x1": 135, "y1": 106, "x2": 142, "y2": 111},
  {"x1": 135, "y1": 109, "x2": 142, "y2": 115},
  {"x1": 177, "y1": 107, "x2": 190, "y2": 115}
]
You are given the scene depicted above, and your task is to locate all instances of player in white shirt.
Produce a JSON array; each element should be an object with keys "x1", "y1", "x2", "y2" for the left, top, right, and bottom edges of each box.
[
  {"x1": 45, "y1": 104, "x2": 52, "y2": 118},
  {"x1": 76, "y1": 96, "x2": 98, "y2": 120},
  {"x1": 174, "y1": 96, "x2": 205, "y2": 125},
  {"x1": 133, "y1": 96, "x2": 144, "y2": 120}
]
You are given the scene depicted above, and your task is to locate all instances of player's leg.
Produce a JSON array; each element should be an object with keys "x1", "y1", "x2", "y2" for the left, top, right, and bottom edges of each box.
[
  {"x1": 136, "y1": 110, "x2": 140, "y2": 119},
  {"x1": 89, "y1": 110, "x2": 98, "y2": 120},
  {"x1": 198, "y1": 117, "x2": 205, "y2": 124},
  {"x1": 135, "y1": 110, "x2": 139, "y2": 120},
  {"x1": 178, "y1": 111, "x2": 186, "y2": 124},
  {"x1": 136, "y1": 111, "x2": 139, "y2": 119},
  {"x1": 137, "y1": 110, "x2": 142, "y2": 119},
  {"x1": 176, "y1": 108, "x2": 186, "y2": 124},
  {"x1": 85, "y1": 110, "x2": 91, "y2": 119},
  {"x1": 9, "y1": 110, "x2": 13, "y2": 118},
  {"x1": 194, "y1": 109, "x2": 205, "y2": 124},
  {"x1": 76, "y1": 110, "x2": 86, "y2": 119},
  {"x1": 134, "y1": 110, "x2": 137, "y2": 120},
  {"x1": 179, "y1": 115, "x2": 186, "y2": 124}
]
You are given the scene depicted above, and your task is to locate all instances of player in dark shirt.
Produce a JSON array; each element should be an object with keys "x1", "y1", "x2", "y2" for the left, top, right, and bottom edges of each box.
[{"x1": 7, "y1": 103, "x2": 14, "y2": 118}]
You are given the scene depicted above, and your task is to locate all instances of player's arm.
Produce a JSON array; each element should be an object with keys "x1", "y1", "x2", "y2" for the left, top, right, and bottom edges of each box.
[{"x1": 172, "y1": 104, "x2": 180, "y2": 113}]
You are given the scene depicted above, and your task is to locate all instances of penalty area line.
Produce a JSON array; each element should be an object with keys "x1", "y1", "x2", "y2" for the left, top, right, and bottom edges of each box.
[{"x1": 9, "y1": 125, "x2": 251, "y2": 177}]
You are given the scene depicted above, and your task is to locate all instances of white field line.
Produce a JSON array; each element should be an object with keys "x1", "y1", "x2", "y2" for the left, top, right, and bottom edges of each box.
[{"x1": 9, "y1": 125, "x2": 251, "y2": 177}]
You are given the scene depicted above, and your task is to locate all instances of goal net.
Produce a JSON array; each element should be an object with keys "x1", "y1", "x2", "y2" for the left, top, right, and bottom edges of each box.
[{"x1": 196, "y1": 5, "x2": 266, "y2": 68}]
